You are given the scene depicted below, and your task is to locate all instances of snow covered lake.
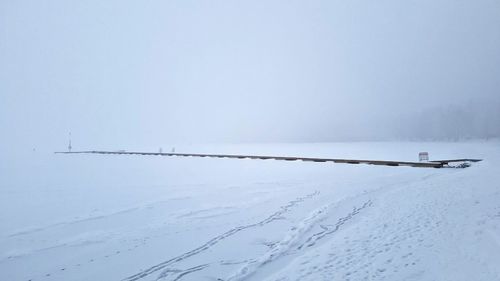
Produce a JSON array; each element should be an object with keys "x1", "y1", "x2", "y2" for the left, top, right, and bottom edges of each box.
[{"x1": 1, "y1": 142, "x2": 499, "y2": 281}]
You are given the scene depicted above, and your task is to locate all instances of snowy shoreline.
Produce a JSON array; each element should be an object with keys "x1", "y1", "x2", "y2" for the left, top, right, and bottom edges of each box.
[{"x1": 1, "y1": 141, "x2": 499, "y2": 281}]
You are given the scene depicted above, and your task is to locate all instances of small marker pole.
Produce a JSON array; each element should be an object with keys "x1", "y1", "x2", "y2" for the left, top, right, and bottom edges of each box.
[{"x1": 68, "y1": 132, "x2": 72, "y2": 152}]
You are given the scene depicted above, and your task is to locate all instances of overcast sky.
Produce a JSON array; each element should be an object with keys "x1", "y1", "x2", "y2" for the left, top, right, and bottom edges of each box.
[{"x1": 1, "y1": 0, "x2": 499, "y2": 151}]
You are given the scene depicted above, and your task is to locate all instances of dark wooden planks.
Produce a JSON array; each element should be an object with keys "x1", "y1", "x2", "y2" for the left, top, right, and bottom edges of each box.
[{"x1": 55, "y1": 150, "x2": 456, "y2": 168}]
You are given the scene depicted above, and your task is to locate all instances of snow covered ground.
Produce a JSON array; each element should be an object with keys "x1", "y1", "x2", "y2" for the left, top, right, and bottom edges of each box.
[{"x1": 1, "y1": 142, "x2": 499, "y2": 281}]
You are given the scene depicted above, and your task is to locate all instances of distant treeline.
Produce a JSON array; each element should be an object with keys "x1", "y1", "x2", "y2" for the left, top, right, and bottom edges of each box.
[{"x1": 394, "y1": 99, "x2": 500, "y2": 141}]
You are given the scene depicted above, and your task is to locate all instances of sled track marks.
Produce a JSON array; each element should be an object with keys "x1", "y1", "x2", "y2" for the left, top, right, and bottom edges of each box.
[
  {"x1": 8, "y1": 197, "x2": 190, "y2": 238},
  {"x1": 122, "y1": 191, "x2": 320, "y2": 281},
  {"x1": 7, "y1": 207, "x2": 140, "y2": 238}
]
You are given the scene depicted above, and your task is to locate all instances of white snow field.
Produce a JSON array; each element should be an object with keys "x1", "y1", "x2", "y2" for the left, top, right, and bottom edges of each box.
[{"x1": 1, "y1": 142, "x2": 499, "y2": 281}]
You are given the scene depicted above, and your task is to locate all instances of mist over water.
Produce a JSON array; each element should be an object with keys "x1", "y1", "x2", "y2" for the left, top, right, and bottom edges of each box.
[{"x1": 1, "y1": 0, "x2": 499, "y2": 153}]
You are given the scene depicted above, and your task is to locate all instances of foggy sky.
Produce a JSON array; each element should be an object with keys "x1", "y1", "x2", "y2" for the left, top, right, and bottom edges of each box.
[{"x1": 1, "y1": 0, "x2": 500, "y2": 152}]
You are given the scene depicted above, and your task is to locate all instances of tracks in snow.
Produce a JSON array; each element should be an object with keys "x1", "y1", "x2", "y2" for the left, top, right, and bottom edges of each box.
[
  {"x1": 122, "y1": 191, "x2": 320, "y2": 281},
  {"x1": 297, "y1": 201, "x2": 373, "y2": 250},
  {"x1": 226, "y1": 200, "x2": 373, "y2": 281}
]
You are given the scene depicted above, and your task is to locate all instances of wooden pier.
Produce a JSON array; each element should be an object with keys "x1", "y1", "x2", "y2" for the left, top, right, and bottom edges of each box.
[{"x1": 55, "y1": 150, "x2": 482, "y2": 169}]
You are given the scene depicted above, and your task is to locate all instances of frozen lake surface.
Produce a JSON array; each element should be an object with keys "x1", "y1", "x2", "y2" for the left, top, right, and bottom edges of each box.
[{"x1": 1, "y1": 142, "x2": 499, "y2": 281}]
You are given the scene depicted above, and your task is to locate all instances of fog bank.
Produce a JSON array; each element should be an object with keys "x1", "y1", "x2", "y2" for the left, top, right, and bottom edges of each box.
[{"x1": 1, "y1": 0, "x2": 499, "y2": 152}]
